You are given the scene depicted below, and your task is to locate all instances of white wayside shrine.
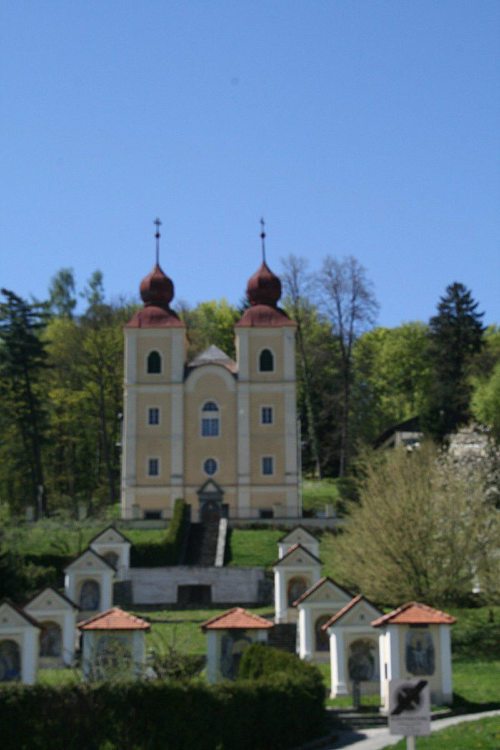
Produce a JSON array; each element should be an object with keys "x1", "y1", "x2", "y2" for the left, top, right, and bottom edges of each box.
[
  {"x1": 0, "y1": 601, "x2": 40, "y2": 685},
  {"x1": 64, "y1": 549, "x2": 115, "y2": 619},
  {"x1": 372, "y1": 602, "x2": 456, "y2": 711},
  {"x1": 277, "y1": 526, "x2": 320, "y2": 560},
  {"x1": 273, "y1": 544, "x2": 322, "y2": 624},
  {"x1": 120, "y1": 224, "x2": 299, "y2": 522},
  {"x1": 24, "y1": 587, "x2": 79, "y2": 667},
  {"x1": 323, "y1": 594, "x2": 383, "y2": 697}
]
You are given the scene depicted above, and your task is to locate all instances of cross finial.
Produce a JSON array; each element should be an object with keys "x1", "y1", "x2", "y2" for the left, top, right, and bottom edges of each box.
[
  {"x1": 260, "y1": 217, "x2": 266, "y2": 264},
  {"x1": 154, "y1": 218, "x2": 162, "y2": 265}
]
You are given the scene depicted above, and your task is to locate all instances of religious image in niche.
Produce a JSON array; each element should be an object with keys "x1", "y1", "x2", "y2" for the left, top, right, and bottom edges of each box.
[
  {"x1": 220, "y1": 631, "x2": 252, "y2": 680},
  {"x1": 405, "y1": 629, "x2": 435, "y2": 676},
  {"x1": 348, "y1": 639, "x2": 376, "y2": 682}
]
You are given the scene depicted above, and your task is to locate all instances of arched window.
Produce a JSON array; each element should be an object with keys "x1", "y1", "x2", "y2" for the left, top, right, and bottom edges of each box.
[
  {"x1": 259, "y1": 349, "x2": 274, "y2": 372},
  {"x1": 201, "y1": 401, "x2": 220, "y2": 437},
  {"x1": 147, "y1": 350, "x2": 162, "y2": 374},
  {"x1": 0, "y1": 640, "x2": 21, "y2": 682},
  {"x1": 40, "y1": 621, "x2": 62, "y2": 658},
  {"x1": 287, "y1": 576, "x2": 309, "y2": 607},
  {"x1": 79, "y1": 579, "x2": 101, "y2": 611},
  {"x1": 314, "y1": 615, "x2": 331, "y2": 652}
]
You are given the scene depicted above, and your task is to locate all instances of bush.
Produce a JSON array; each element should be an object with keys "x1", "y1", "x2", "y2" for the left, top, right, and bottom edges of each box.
[
  {"x1": 131, "y1": 499, "x2": 189, "y2": 567},
  {"x1": 238, "y1": 643, "x2": 325, "y2": 698},
  {"x1": 0, "y1": 674, "x2": 325, "y2": 750}
]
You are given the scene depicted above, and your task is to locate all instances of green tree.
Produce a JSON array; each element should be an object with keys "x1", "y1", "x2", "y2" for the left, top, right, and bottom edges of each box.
[
  {"x1": 48, "y1": 268, "x2": 77, "y2": 318},
  {"x1": 179, "y1": 299, "x2": 240, "y2": 360},
  {"x1": 329, "y1": 443, "x2": 499, "y2": 606},
  {"x1": 0, "y1": 289, "x2": 48, "y2": 514},
  {"x1": 422, "y1": 282, "x2": 484, "y2": 440},
  {"x1": 471, "y1": 362, "x2": 500, "y2": 441}
]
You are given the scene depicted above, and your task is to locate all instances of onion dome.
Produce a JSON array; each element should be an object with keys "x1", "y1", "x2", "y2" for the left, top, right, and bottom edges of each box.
[
  {"x1": 139, "y1": 264, "x2": 174, "y2": 308},
  {"x1": 246, "y1": 262, "x2": 282, "y2": 307}
]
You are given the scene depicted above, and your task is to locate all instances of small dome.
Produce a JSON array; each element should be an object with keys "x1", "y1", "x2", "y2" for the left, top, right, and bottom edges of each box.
[
  {"x1": 246, "y1": 261, "x2": 282, "y2": 306},
  {"x1": 139, "y1": 264, "x2": 174, "y2": 308}
]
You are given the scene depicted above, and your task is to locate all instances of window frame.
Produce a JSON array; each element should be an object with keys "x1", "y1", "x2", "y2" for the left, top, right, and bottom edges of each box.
[
  {"x1": 148, "y1": 407, "x2": 160, "y2": 426},
  {"x1": 200, "y1": 401, "x2": 220, "y2": 438},
  {"x1": 260, "y1": 406, "x2": 274, "y2": 425}
]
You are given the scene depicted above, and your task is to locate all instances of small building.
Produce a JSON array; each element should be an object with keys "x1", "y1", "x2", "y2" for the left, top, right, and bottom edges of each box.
[
  {"x1": 0, "y1": 600, "x2": 40, "y2": 684},
  {"x1": 64, "y1": 548, "x2": 115, "y2": 619},
  {"x1": 273, "y1": 544, "x2": 322, "y2": 624},
  {"x1": 323, "y1": 594, "x2": 383, "y2": 697},
  {"x1": 277, "y1": 526, "x2": 320, "y2": 560},
  {"x1": 374, "y1": 416, "x2": 422, "y2": 450},
  {"x1": 24, "y1": 587, "x2": 79, "y2": 667},
  {"x1": 89, "y1": 526, "x2": 131, "y2": 581},
  {"x1": 201, "y1": 607, "x2": 273, "y2": 683},
  {"x1": 78, "y1": 607, "x2": 150, "y2": 680},
  {"x1": 295, "y1": 577, "x2": 354, "y2": 662},
  {"x1": 372, "y1": 601, "x2": 456, "y2": 710}
]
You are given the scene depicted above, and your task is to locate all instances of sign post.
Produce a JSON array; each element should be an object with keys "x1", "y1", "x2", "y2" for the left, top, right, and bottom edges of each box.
[{"x1": 389, "y1": 679, "x2": 431, "y2": 749}]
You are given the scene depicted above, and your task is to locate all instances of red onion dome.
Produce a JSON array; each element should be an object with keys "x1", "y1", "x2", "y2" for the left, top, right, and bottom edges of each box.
[
  {"x1": 246, "y1": 261, "x2": 282, "y2": 306},
  {"x1": 139, "y1": 264, "x2": 174, "y2": 308}
]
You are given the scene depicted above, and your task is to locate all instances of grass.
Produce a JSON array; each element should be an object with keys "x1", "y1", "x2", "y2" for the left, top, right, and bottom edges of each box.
[
  {"x1": 227, "y1": 528, "x2": 283, "y2": 567},
  {"x1": 302, "y1": 479, "x2": 341, "y2": 513},
  {"x1": 383, "y1": 716, "x2": 500, "y2": 750}
]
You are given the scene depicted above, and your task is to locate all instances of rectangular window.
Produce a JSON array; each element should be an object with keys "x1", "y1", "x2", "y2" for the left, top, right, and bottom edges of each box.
[
  {"x1": 148, "y1": 458, "x2": 159, "y2": 476},
  {"x1": 262, "y1": 456, "x2": 274, "y2": 475},
  {"x1": 261, "y1": 406, "x2": 273, "y2": 424},
  {"x1": 148, "y1": 407, "x2": 160, "y2": 425},
  {"x1": 202, "y1": 418, "x2": 219, "y2": 437}
]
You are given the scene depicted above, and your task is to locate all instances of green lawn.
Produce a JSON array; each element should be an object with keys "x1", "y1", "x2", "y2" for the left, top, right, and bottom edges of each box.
[
  {"x1": 384, "y1": 716, "x2": 500, "y2": 750},
  {"x1": 227, "y1": 528, "x2": 283, "y2": 567},
  {"x1": 302, "y1": 479, "x2": 341, "y2": 513}
]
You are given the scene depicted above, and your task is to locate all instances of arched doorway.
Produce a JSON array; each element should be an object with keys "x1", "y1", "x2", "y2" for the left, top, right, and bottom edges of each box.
[
  {"x1": 314, "y1": 615, "x2": 331, "y2": 652},
  {"x1": 197, "y1": 479, "x2": 226, "y2": 523},
  {"x1": 79, "y1": 579, "x2": 101, "y2": 611},
  {"x1": 40, "y1": 621, "x2": 62, "y2": 658},
  {"x1": 0, "y1": 640, "x2": 21, "y2": 682},
  {"x1": 287, "y1": 576, "x2": 309, "y2": 607}
]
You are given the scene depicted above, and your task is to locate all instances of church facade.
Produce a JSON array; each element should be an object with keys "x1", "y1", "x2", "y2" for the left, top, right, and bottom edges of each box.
[{"x1": 120, "y1": 242, "x2": 300, "y2": 521}]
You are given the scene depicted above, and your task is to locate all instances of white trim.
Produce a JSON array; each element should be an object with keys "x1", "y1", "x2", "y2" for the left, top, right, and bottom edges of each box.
[
  {"x1": 124, "y1": 331, "x2": 138, "y2": 385},
  {"x1": 439, "y1": 626, "x2": 453, "y2": 699}
]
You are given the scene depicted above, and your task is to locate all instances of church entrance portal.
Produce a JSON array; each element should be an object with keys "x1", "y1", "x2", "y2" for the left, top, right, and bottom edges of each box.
[{"x1": 197, "y1": 479, "x2": 227, "y2": 523}]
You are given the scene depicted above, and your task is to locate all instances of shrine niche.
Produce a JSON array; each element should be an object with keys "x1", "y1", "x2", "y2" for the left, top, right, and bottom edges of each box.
[
  {"x1": 295, "y1": 577, "x2": 353, "y2": 662},
  {"x1": 287, "y1": 576, "x2": 308, "y2": 607},
  {"x1": 0, "y1": 601, "x2": 40, "y2": 684},
  {"x1": 79, "y1": 579, "x2": 101, "y2": 611},
  {"x1": 25, "y1": 586, "x2": 79, "y2": 667},
  {"x1": 0, "y1": 639, "x2": 21, "y2": 682},
  {"x1": 39, "y1": 621, "x2": 62, "y2": 658},
  {"x1": 201, "y1": 608, "x2": 273, "y2": 684},
  {"x1": 372, "y1": 601, "x2": 456, "y2": 710},
  {"x1": 314, "y1": 615, "x2": 331, "y2": 652},
  {"x1": 348, "y1": 638, "x2": 377, "y2": 682},
  {"x1": 79, "y1": 607, "x2": 150, "y2": 681}
]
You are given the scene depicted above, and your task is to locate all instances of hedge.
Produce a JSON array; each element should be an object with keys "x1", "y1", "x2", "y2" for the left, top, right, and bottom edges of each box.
[
  {"x1": 130, "y1": 499, "x2": 190, "y2": 567},
  {"x1": 0, "y1": 675, "x2": 325, "y2": 750}
]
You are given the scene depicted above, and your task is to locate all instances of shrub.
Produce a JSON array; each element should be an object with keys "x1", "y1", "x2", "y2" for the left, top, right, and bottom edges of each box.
[
  {"x1": 130, "y1": 499, "x2": 189, "y2": 567},
  {"x1": 238, "y1": 643, "x2": 325, "y2": 699}
]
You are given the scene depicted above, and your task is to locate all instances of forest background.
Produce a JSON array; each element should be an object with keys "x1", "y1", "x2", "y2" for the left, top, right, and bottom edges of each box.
[{"x1": 0, "y1": 255, "x2": 499, "y2": 518}]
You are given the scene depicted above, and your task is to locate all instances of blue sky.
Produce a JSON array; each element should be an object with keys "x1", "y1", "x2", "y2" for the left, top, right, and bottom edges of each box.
[{"x1": 1, "y1": 1, "x2": 499, "y2": 327}]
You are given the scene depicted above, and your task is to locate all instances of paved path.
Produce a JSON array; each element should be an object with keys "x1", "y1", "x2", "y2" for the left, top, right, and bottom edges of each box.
[{"x1": 319, "y1": 709, "x2": 500, "y2": 750}]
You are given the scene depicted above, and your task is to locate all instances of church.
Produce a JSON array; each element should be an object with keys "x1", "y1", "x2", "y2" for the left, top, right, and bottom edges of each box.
[{"x1": 120, "y1": 227, "x2": 300, "y2": 522}]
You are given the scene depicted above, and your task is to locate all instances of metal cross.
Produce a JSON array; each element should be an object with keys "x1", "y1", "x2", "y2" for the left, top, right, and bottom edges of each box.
[
  {"x1": 154, "y1": 218, "x2": 162, "y2": 265},
  {"x1": 260, "y1": 217, "x2": 266, "y2": 264}
]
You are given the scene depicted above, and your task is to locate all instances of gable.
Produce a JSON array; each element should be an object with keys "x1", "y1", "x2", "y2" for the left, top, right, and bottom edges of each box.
[
  {"x1": 64, "y1": 549, "x2": 114, "y2": 573},
  {"x1": 298, "y1": 579, "x2": 352, "y2": 606},
  {"x1": 336, "y1": 601, "x2": 382, "y2": 627},
  {"x1": 90, "y1": 527, "x2": 129, "y2": 546},
  {"x1": 274, "y1": 544, "x2": 321, "y2": 568},
  {"x1": 0, "y1": 602, "x2": 39, "y2": 630},
  {"x1": 25, "y1": 588, "x2": 77, "y2": 614},
  {"x1": 280, "y1": 526, "x2": 318, "y2": 546}
]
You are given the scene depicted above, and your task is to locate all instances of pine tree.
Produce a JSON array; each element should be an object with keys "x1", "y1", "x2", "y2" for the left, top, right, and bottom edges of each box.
[{"x1": 422, "y1": 282, "x2": 484, "y2": 440}]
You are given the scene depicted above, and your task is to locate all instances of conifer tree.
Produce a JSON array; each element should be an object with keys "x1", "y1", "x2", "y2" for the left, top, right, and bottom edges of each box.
[{"x1": 422, "y1": 282, "x2": 484, "y2": 440}]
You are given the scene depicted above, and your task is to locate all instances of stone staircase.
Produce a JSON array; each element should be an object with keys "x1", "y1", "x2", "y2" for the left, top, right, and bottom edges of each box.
[{"x1": 183, "y1": 521, "x2": 220, "y2": 566}]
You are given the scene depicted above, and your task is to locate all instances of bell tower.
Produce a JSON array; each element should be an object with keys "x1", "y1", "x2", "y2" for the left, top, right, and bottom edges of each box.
[
  {"x1": 234, "y1": 222, "x2": 299, "y2": 518},
  {"x1": 120, "y1": 221, "x2": 187, "y2": 519}
]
